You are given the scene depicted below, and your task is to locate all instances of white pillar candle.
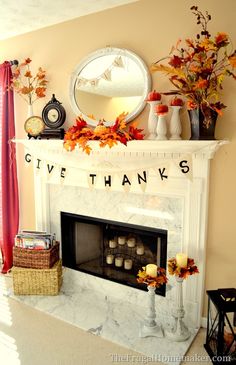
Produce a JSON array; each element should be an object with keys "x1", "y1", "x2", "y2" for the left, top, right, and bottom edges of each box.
[
  {"x1": 118, "y1": 236, "x2": 126, "y2": 245},
  {"x1": 109, "y1": 239, "x2": 117, "y2": 248},
  {"x1": 176, "y1": 253, "x2": 188, "y2": 268},
  {"x1": 106, "y1": 254, "x2": 114, "y2": 265},
  {"x1": 115, "y1": 256, "x2": 123, "y2": 267},
  {"x1": 127, "y1": 237, "x2": 136, "y2": 248},
  {"x1": 124, "y1": 259, "x2": 133, "y2": 270},
  {"x1": 136, "y1": 245, "x2": 144, "y2": 255},
  {"x1": 146, "y1": 264, "x2": 157, "y2": 277}
]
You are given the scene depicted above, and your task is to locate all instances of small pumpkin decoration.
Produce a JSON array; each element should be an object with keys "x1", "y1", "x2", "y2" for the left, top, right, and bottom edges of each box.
[{"x1": 94, "y1": 120, "x2": 108, "y2": 134}]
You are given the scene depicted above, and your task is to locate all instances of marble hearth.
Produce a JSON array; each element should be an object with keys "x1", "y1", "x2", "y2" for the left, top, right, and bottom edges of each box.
[{"x1": 13, "y1": 139, "x2": 226, "y2": 364}]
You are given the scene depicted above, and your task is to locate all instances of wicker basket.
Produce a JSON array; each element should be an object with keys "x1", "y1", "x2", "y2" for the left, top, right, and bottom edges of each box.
[
  {"x1": 12, "y1": 260, "x2": 62, "y2": 295},
  {"x1": 13, "y1": 242, "x2": 59, "y2": 269}
]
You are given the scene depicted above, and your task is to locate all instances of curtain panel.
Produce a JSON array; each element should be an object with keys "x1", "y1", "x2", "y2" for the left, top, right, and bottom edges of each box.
[{"x1": 0, "y1": 61, "x2": 19, "y2": 273}]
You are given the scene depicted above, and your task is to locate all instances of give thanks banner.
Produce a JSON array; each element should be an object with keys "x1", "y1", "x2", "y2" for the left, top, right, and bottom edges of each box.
[{"x1": 24, "y1": 152, "x2": 192, "y2": 192}]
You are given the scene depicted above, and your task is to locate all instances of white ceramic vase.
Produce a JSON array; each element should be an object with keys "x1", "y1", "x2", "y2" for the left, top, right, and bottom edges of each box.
[
  {"x1": 27, "y1": 104, "x2": 34, "y2": 118},
  {"x1": 169, "y1": 106, "x2": 182, "y2": 140},
  {"x1": 147, "y1": 100, "x2": 160, "y2": 139},
  {"x1": 156, "y1": 115, "x2": 167, "y2": 140}
]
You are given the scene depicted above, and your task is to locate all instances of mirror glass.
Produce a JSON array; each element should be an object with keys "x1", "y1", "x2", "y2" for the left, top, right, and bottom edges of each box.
[{"x1": 70, "y1": 48, "x2": 151, "y2": 126}]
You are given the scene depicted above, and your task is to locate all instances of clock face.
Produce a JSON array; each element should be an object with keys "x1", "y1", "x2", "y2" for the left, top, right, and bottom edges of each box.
[
  {"x1": 48, "y1": 108, "x2": 59, "y2": 123},
  {"x1": 24, "y1": 116, "x2": 45, "y2": 136}
]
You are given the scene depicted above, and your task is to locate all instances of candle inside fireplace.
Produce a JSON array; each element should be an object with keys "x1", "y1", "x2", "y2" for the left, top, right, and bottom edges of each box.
[
  {"x1": 118, "y1": 236, "x2": 126, "y2": 245},
  {"x1": 124, "y1": 259, "x2": 132, "y2": 270},
  {"x1": 109, "y1": 239, "x2": 117, "y2": 248},
  {"x1": 146, "y1": 264, "x2": 157, "y2": 277},
  {"x1": 136, "y1": 245, "x2": 144, "y2": 255},
  {"x1": 106, "y1": 254, "x2": 114, "y2": 265},
  {"x1": 115, "y1": 256, "x2": 123, "y2": 267},
  {"x1": 176, "y1": 253, "x2": 188, "y2": 268}
]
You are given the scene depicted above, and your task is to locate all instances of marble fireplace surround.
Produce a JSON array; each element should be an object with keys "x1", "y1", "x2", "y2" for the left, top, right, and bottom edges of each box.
[{"x1": 14, "y1": 139, "x2": 226, "y2": 362}]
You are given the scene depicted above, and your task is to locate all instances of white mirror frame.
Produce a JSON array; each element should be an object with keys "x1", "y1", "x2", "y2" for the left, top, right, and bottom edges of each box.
[{"x1": 69, "y1": 47, "x2": 152, "y2": 127}]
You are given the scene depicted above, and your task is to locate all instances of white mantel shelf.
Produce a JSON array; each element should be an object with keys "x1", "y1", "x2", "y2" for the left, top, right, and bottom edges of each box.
[{"x1": 13, "y1": 139, "x2": 228, "y2": 159}]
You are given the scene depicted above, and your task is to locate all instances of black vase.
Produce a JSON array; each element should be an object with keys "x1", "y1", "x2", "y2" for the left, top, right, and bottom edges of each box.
[{"x1": 188, "y1": 108, "x2": 218, "y2": 140}]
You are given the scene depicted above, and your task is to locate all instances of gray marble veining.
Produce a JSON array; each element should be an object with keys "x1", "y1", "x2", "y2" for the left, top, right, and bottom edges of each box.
[{"x1": 3, "y1": 269, "x2": 197, "y2": 365}]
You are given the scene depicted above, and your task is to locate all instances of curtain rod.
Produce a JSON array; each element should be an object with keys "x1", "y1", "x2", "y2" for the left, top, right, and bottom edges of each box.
[{"x1": 10, "y1": 60, "x2": 18, "y2": 66}]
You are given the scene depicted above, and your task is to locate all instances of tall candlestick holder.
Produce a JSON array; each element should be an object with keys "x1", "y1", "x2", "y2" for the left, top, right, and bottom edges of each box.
[
  {"x1": 140, "y1": 285, "x2": 163, "y2": 338},
  {"x1": 137, "y1": 265, "x2": 168, "y2": 338},
  {"x1": 165, "y1": 277, "x2": 190, "y2": 341},
  {"x1": 166, "y1": 256, "x2": 199, "y2": 342}
]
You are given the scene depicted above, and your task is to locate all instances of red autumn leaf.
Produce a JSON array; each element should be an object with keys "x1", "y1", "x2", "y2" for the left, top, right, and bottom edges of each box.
[
  {"x1": 119, "y1": 136, "x2": 128, "y2": 145},
  {"x1": 76, "y1": 118, "x2": 87, "y2": 130},
  {"x1": 129, "y1": 124, "x2": 144, "y2": 140},
  {"x1": 169, "y1": 55, "x2": 182, "y2": 68},
  {"x1": 215, "y1": 32, "x2": 229, "y2": 46}
]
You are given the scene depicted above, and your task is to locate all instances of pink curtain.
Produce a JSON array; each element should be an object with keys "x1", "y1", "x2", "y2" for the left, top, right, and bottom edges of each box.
[{"x1": 0, "y1": 61, "x2": 19, "y2": 273}]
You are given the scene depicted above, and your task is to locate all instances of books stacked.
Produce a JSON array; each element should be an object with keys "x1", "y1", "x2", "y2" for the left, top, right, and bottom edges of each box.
[{"x1": 15, "y1": 230, "x2": 56, "y2": 250}]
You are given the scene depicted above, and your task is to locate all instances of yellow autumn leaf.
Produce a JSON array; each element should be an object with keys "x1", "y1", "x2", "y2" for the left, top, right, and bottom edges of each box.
[{"x1": 63, "y1": 141, "x2": 76, "y2": 151}]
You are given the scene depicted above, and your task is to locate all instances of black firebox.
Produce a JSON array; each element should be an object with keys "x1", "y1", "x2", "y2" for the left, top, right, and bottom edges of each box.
[{"x1": 61, "y1": 212, "x2": 167, "y2": 296}]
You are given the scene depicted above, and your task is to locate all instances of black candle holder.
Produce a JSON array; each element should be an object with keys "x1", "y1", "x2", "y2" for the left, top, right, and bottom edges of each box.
[{"x1": 204, "y1": 288, "x2": 236, "y2": 364}]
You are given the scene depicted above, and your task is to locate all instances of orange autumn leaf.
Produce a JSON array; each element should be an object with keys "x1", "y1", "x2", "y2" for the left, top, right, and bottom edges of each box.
[
  {"x1": 35, "y1": 87, "x2": 46, "y2": 98},
  {"x1": 228, "y1": 54, "x2": 236, "y2": 68},
  {"x1": 24, "y1": 70, "x2": 32, "y2": 78},
  {"x1": 194, "y1": 79, "x2": 208, "y2": 89},
  {"x1": 63, "y1": 140, "x2": 76, "y2": 151}
]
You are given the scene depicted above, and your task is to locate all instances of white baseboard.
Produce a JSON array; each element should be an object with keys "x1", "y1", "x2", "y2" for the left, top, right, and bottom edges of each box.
[{"x1": 201, "y1": 317, "x2": 207, "y2": 328}]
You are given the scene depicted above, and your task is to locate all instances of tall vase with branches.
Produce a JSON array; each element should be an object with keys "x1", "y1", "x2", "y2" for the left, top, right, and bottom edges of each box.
[{"x1": 11, "y1": 58, "x2": 48, "y2": 117}]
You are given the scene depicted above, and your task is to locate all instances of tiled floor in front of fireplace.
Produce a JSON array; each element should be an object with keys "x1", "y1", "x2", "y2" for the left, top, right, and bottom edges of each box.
[{"x1": 2, "y1": 268, "x2": 197, "y2": 365}]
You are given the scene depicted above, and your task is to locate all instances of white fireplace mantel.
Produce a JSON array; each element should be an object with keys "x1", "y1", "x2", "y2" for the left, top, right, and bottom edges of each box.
[
  {"x1": 14, "y1": 138, "x2": 228, "y2": 330},
  {"x1": 14, "y1": 139, "x2": 227, "y2": 161}
]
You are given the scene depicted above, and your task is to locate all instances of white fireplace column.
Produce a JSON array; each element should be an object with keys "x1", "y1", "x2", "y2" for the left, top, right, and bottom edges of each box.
[{"x1": 14, "y1": 139, "x2": 227, "y2": 328}]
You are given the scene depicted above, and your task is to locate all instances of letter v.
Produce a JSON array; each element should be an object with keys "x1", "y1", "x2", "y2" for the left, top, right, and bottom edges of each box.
[{"x1": 47, "y1": 164, "x2": 54, "y2": 174}]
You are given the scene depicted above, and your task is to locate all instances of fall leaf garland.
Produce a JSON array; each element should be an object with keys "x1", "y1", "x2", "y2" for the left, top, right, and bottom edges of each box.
[
  {"x1": 64, "y1": 112, "x2": 144, "y2": 154},
  {"x1": 168, "y1": 257, "x2": 199, "y2": 279},
  {"x1": 137, "y1": 267, "x2": 168, "y2": 288}
]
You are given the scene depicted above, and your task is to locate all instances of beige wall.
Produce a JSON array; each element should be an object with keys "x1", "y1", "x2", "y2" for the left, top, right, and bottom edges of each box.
[{"x1": 0, "y1": 0, "x2": 236, "y2": 317}]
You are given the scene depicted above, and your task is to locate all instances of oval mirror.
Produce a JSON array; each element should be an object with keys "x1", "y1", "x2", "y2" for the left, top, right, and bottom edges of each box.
[{"x1": 69, "y1": 47, "x2": 151, "y2": 126}]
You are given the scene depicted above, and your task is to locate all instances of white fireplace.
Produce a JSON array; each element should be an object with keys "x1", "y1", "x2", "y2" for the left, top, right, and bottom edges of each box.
[
  {"x1": 15, "y1": 139, "x2": 227, "y2": 328},
  {"x1": 12, "y1": 139, "x2": 228, "y2": 363}
]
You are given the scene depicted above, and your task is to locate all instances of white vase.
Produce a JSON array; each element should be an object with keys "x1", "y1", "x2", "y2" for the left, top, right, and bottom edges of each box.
[
  {"x1": 169, "y1": 106, "x2": 182, "y2": 140},
  {"x1": 27, "y1": 104, "x2": 34, "y2": 118},
  {"x1": 147, "y1": 100, "x2": 160, "y2": 139},
  {"x1": 156, "y1": 115, "x2": 167, "y2": 140}
]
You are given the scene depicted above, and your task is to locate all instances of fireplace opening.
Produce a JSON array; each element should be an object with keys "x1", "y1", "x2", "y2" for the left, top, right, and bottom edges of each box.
[{"x1": 61, "y1": 212, "x2": 168, "y2": 296}]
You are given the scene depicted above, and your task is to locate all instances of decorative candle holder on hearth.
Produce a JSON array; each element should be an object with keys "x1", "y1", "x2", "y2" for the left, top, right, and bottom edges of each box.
[
  {"x1": 166, "y1": 255, "x2": 199, "y2": 342},
  {"x1": 137, "y1": 264, "x2": 167, "y2": 338}
]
